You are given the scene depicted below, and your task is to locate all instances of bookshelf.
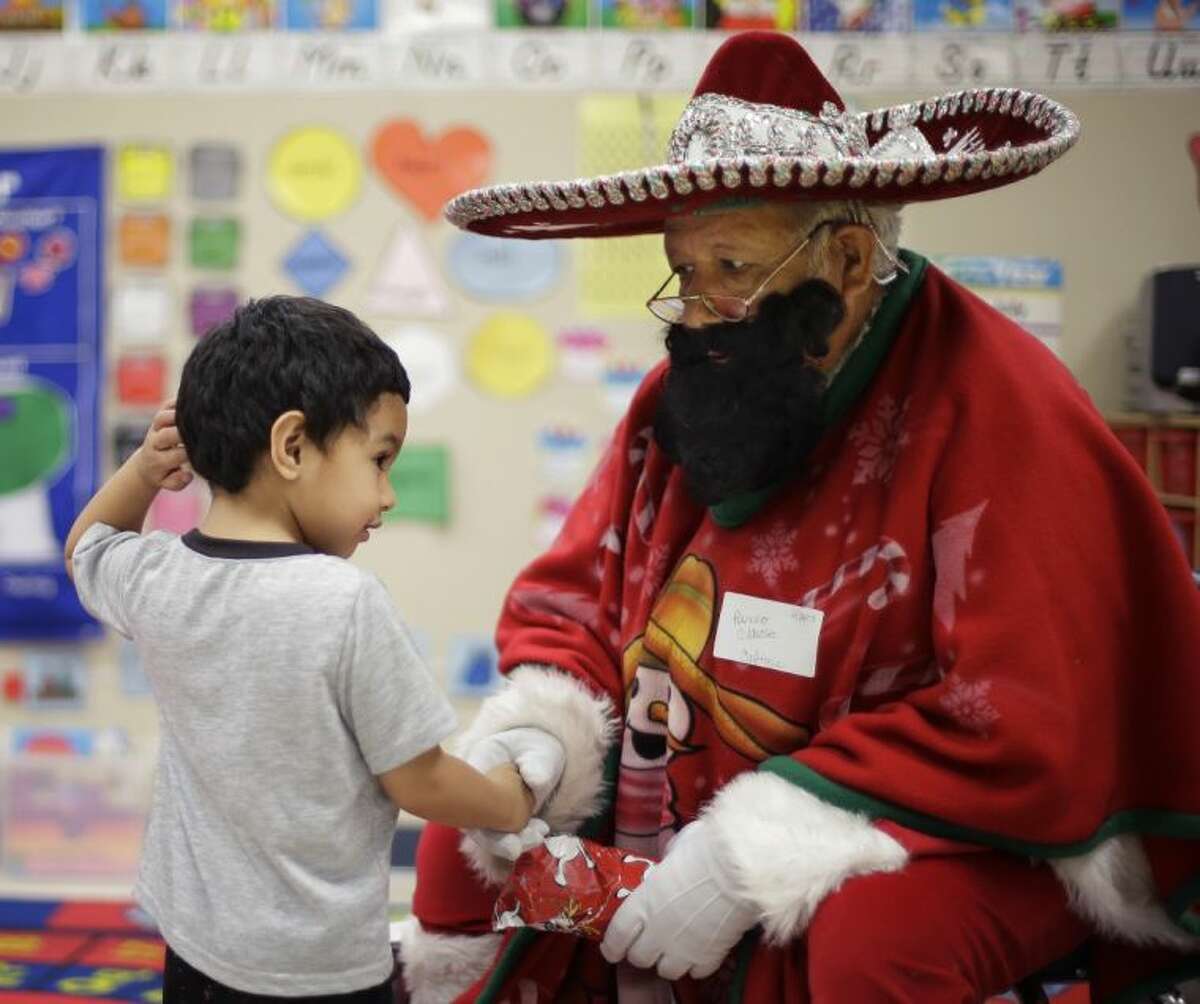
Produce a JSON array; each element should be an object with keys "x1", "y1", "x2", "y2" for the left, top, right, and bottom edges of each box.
[{"x1": 1106, "y1": 412, "x2": 1200, "y2": 572}]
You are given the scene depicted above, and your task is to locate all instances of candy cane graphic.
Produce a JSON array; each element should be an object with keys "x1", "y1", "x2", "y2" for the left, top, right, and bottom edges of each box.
[{"x1": 799, "y1": 538, "x2": 912, "y2": 625}]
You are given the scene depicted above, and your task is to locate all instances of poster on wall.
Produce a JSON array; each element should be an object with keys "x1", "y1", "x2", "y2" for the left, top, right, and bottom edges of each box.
[
  {"x1": 934, "y1": 255, "x2": 1063, "y2": 355},
  {"x1": 807, "y1": 0, "x2": 905, "y2": 30},
  {"x1": 1121, "y1": 0, "x2": 1196, "y2": 27},
  {"x1": 285, "y1": 0, "x2": 378, "y2": 28},
  {"x1": 704, "y1": 0, "x2": 794, "y2": 28},
  {"x1": 912, "y1": 0, "x2": 1014, "y2": 28},
  {"x1": 600, "y1": 0, "x2": 695, "y2": 25},
  {"x1": 0, "y1": 146, "x2": 104, "y2": 642},
  {"x1": 177, "y1": 0, "x2": 275, "y2": 29},
  {"x1": 495, "y1": 0, "x2": 588, "y2": 26},
  {"x1": 0, "y1": 0, "x2": 62, "y2": 29},
  {"x1": 4, "y1": 727, "x2": 151, "y2": 881},
  {"x1": 80, "y1": 0, "x2": 168, "y2": 29},
  {"x1": 1013, "y1": 0, "x2": 1118, "y2": 28}
]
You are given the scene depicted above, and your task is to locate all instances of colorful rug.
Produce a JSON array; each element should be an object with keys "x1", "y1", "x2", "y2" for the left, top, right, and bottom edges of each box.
[
  {"x1": 0, "y1": 897, "x2": 1091, "y2": 1003},
  {"x1": 0, "y1": 899, "x2": 163, "y2": 1002}
]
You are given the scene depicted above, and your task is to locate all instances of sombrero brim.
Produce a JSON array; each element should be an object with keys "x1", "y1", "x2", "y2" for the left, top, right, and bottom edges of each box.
[{"x1": 445, "y1": 87, "x2": 1080, "y2": 240}]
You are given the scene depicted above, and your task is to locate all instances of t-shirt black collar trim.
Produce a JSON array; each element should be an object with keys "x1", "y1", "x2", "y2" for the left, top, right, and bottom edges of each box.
[{"x1": 181, "y1": 529, "x2": 315, "y2": 560}]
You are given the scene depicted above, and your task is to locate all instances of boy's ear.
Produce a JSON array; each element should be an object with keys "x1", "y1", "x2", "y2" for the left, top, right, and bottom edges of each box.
[{"x1": 269, "y1": 411, "x2": 308, "y2": 482}]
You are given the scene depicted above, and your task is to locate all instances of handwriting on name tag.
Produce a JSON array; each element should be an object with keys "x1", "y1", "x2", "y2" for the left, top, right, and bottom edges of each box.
[
  {"x1": 714, "y1": 592, "x2": 824, "y2": 678},
  {"x1": 730, "y1": 609, "x2": 778, "y2": 643}
]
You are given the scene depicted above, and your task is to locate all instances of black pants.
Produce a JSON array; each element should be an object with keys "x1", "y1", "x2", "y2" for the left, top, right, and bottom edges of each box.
[{"x1": 163, "y1": 946, "x2": 394, "y2": 1003}]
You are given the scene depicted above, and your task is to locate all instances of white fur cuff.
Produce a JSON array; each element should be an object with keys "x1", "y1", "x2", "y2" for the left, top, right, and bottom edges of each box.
[
  {"x1": 1051, "y1": 835, "x2": 1200, "y2": 952},
  {"x1": 454, "y1": 664, "x2": 620, "y2": 884},
  {"x1": 703, "y1": 771, "x2": 908, "y2": 945},
  {"x1": 392, "y1": 917, "x2": 501, "y2": 1004}
]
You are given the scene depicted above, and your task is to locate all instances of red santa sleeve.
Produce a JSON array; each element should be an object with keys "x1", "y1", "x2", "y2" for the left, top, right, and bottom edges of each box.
[{"x1": 453, "y1": 368, "x2": 671, "y2": 881}]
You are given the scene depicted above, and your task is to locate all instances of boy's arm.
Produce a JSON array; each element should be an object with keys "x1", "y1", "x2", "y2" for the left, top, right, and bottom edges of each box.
[
  {"x1": 378, "y1": 748, "x2": 535, "y2": 833},
  {"x1": 65, "y1": 403, "x2": 191, "y2": 578}
]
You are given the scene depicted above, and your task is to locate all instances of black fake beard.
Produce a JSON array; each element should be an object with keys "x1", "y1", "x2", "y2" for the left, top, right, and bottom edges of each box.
[{"x1": 652, "y1": 279, "x2": 846, "y2": 507}]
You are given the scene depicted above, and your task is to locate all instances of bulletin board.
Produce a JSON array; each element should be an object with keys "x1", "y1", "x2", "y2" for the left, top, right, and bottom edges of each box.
[{"x1": 0, "y1": 78, "x2": 1198, "y2": 888}]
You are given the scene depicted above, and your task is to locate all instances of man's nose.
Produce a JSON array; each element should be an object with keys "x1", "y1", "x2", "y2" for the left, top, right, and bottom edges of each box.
[{"x1": 680, "y1": 297, "x2": 722, "y2": 329}]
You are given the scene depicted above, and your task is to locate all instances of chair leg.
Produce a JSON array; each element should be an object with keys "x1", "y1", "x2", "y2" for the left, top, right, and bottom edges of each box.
[{"x1": 1010, "y1": 977, "x2": 1051, "y2": 1004}]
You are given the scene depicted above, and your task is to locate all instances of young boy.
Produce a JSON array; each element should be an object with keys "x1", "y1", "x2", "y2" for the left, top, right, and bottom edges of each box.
[{"x1": 65, "y1": 296, "x2": 556, "y2": 1002}]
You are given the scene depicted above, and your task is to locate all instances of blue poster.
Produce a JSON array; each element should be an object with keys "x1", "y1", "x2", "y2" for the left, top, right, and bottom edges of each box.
[
  {"x1": 807, "y1": 0, "x2": 905, "y2": 31},
  {"x1": 913, "y1": 0, "x2": 1014, "y2": 28},
  {"x1": 80, "y1": 0, "x2": 168, "y2": 29},
  {"x1": 285, "y1": 0, "x2": 377, "y2": 27},
  {"x1": 0, "y1": 147, "x2": 104, "y2": 641},
  {"x1": 1122, "y1": 0, "x2": 1196, "y2": 27}
]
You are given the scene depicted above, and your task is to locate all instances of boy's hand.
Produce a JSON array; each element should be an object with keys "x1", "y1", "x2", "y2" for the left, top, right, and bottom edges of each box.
[
  {"x1": 487, "y1": 763, "x2": 535, "y2": 833},
  {"x1": 465, "y1": 727, "x2": 566, "y2": 812},
  {"x1": 137, "y1": 401, "x2": 192, "y2": 493}
]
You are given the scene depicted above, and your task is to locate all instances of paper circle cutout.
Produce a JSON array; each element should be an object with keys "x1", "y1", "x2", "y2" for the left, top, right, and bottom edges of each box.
[
  {"x1": 466, "y1": 313, "x2": 553, "y2": 399},
  {"x1": 267, "y1": 127, "x2": 362, "y2": 223}
]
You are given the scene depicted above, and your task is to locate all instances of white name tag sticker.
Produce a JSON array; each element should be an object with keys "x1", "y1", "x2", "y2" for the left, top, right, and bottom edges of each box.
[{"x1": 713, "y1": 592, "x2": 824, "y2": 678}]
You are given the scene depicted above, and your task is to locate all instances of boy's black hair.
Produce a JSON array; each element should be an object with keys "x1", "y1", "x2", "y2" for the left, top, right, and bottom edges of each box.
[{"x1": 177, "y1": 296, "x2": 410, "y2": 494}]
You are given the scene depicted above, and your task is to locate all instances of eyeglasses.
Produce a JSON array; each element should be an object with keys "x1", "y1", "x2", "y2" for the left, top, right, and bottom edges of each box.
[{"x1": 646, "y1": 220, "x2": 840, "y2": 326}]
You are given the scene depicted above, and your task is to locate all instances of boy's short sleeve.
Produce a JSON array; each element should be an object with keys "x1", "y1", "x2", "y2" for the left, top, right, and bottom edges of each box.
[
  {"x1": 341, "y1": 574, "x2": 459, "y2": 775},
  {"x1": 70, "y1": 522, "x2": 145, "y2": 639}
]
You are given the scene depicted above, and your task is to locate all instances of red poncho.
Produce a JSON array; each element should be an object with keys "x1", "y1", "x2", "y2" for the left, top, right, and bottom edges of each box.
[{"x1": 477, "y1": 255, "x2": 1200, "y2": 1002}]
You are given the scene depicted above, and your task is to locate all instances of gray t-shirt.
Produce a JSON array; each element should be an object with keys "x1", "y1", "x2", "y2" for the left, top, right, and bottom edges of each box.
[{"x1": 71, "y1": 522, "x2": 458, "y2": 995}]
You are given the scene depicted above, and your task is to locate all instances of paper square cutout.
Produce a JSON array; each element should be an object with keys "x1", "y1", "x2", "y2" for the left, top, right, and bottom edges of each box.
[
  {"x1": 115, "y1": 353, "x2": 167, "y2": 407},
  {"x1": 188, "y1": 217, "x2": 239, "y2": 270},
  {"x1": 112, "y1": 279, "x2": 171, "y2": 344},
  {"x1": 384, "y1": 443, "x2": 450, "y2": 525},
  {"x1": 117, "y1": 213, "x2": 170, "y2": 268},
  {"x1": 117, "y1": 145, "x2": 173, "y2": 203},
  {"x1": 189, "y1": 144, "x2": 241, "y2": 200},
  {"x1": 189, "y1": 286, "x2": 239, "y2": 337}
]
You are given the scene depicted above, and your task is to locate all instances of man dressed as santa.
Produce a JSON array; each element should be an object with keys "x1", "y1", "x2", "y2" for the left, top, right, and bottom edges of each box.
[{"x1": 397, "y1": 31, "x2": 1200, "y2": 1004}]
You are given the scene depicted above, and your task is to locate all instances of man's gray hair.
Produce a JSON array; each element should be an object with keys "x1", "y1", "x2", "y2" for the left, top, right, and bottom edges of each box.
[{"x1": 789, "y1": 201, "x2": 904, "y2": 285}]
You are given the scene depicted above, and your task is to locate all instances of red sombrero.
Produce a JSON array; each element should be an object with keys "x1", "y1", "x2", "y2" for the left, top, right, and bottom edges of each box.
[{"x1": 444, "y1": 31, "x2": 1080, "y2": 240}]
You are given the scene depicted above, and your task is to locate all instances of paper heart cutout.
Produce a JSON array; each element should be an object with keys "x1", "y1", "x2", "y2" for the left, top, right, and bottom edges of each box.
[
  {"x1": 1189, "y1": 133, "x2": 1200, "y2": 168},
  {"x1": 372, "y1": 120, "x2": 492, "y2": 223}
]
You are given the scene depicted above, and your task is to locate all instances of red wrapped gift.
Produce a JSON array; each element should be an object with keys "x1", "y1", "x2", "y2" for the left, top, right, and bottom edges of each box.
[{"x1": 493, "y1": 835, "x2": 655, "y2": 941}]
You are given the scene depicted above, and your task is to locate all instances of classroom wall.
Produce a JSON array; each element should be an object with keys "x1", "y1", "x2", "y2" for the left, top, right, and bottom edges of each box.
[{"x1": 0, "y1": 82, "x2": 1197, "y2": 888}]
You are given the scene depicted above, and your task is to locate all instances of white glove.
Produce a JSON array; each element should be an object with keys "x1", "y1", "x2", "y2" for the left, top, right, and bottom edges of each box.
[
  {"x1": 464, "y1": 727, "x2": 566, "y2": 861},
  {"x1": 471, "y1": 816, "x2": 552, "y2": 861},
  {"x1": 600, "y1": 819, "x2": 757, "y2": 982}
]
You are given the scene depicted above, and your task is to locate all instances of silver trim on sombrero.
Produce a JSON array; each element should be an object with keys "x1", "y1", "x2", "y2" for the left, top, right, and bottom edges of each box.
[{"x1": 445, "y1": 87, "x2": 1081, "y2": 231}]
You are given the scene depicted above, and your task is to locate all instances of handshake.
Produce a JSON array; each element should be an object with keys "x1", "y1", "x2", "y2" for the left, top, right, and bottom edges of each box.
[
  {"x1": 464, "y1": 725, "x2": 759, "y2": 982},
  {"x1": 462, "y1": 725, "x2": 763, "y2": 982},
  {"x1": 464, "y1": 727, "x2": 568, "y2": 860}
]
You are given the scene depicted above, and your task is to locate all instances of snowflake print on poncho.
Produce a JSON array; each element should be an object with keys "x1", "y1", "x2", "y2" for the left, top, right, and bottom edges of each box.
[
  {"x1": 849, "y1": 394, "x2": 911, "y2": 485},
  {"x1": 939, "y1": 675, "x2": 1000, "y2": 735},
  {"x1": 747, "y1": 520, "x2": 800, "y2": 589}
]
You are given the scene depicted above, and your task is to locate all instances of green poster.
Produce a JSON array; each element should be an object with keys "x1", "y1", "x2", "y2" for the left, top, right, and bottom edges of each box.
[
  {"x1": 0, "y1": 386, "x2": 72, "y2": 497},
  {"x1": 188, "y1": 217, "x2": 240, "y2": 270},
  {"x1": 385, "y1": 444, "x2": 449, "y2": 525}
]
